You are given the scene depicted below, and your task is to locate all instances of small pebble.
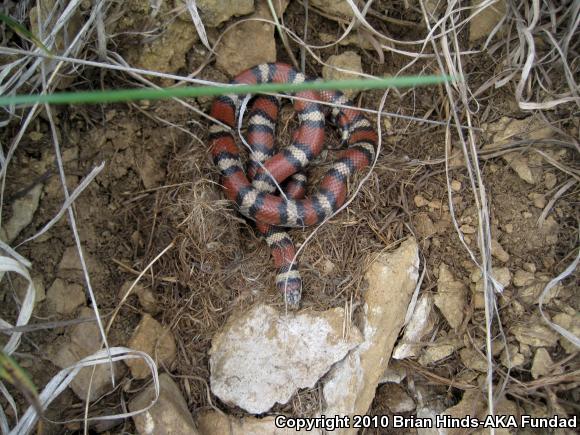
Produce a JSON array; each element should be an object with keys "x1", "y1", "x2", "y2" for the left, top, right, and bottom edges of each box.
[
  {"x1": 522, "y1": 212, "x2": 533, "y2": 219},
  {"x1": 491, "y1": 239, "x2": 510, "y2": 263},
  {"x1": 544, "y1": 172, "x2": 557, "y2": 189},
  {"x1": 460, "y1": 224, "x2": 476, "y2": 234},
  {"x1": 414, "y1": 195, "x2": 428, "y2": 208},
  {"x1": 523, "y1": 262, "x2": 536, "y2": 273},
  {"x1": 451, "y1": 180, "x2": 462, "y2": 192},
  {"x1": 29, "y1": 131, "x2": 43, "y2": 141},
  {"x1": 513, "y1": 270, "x2": 535, "y2": 287},
  {"x1": 428, "y1": 199, "x2": 442, "y2": 210},
  {"x1": 461, "y1": 215, "x2": 473, "y2": 225},
  {"x1": 493, "y1": 267, "x2": 512, "y2": 288},
  {"x1": 528, "y1": 193, "x2": 546, "y2": 209},
  {"x1": 504, "y1": 223, "x2": 514, "y2": 234}
]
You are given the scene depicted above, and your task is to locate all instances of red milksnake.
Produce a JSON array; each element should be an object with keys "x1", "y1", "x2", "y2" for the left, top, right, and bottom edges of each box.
[{"x1": 209, "y1": 63, "x2": 377, "y2": 306}]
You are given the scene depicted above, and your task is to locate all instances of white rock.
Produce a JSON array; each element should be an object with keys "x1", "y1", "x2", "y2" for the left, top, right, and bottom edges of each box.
[
  {"x1": 209, "y1": 304, "x2": 362, "y2": 414},
  {"x1": 392, "y1": 294, "x2": 434, "y2": 359},
  {"x1": 323, "y1": 239, "x2": 419, "y2": 434}
]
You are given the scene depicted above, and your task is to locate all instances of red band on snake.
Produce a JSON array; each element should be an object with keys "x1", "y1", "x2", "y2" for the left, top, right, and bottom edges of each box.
[{"x1": 209, "y1": 63, "x2": 377, "y2": 306}]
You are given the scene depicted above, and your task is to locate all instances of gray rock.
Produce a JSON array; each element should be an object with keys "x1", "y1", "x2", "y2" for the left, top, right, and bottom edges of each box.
[
  {"x1": 15, "y1": 275, "x2": 45, "y2": 307},
  {"x1": 392, "y1": 294, "x2": 434, "y2": 359},
  {"x1": 414, "y1": 212, "x2": 436, "y2": 239},
  {"x1": 310, "y1": 0, "x2": 354, "y2": 18},
  {"x1": 513, "y1": 269, "x2": 535, "y2": 287},
  {"x1": 531, "y1": 348, "x2": 553, "y2": 379},
  {"x1": 130, "y1": 373, "x2": 199, "y2": 435},
  {"x1": 215, "y1": 0, "x2": 290, "y2": 76},
  {"x1": 380, "y1": 383, "x2": 415, "y2": 413},
  {"x1": 434, "y1": 263, "x2": 467, "y2": 329},
  {"x1": 491, "y1": 239, "x2": 510, "y2": 263},
  {"x1": 323, "y1": 239, "x2": 420, "y2": 433},
  {"x1": 512, "y1": 320, "x2": 559, "y2": 347},
  {"x1": 379, "y1": 360, "x2": 407, "y2": 384},
  {"x1": 196, "y1": 0, "x2": 254, "y2": 27},
  {"x1": 469, "y1": 0, "x2": 507, "y2": 42},
  {"x1": 475, "y1": 267, "x2": 511, "y2": 292},
  {"x1": 126, "y1": 314, "x2": 177, "y2": 379},
  {"x1": 49, "y1": 308, "x2": 125, "y2": 401},
  {"x1": 196, "y1": 411, "x2": 313, "y2": 435},
  {"x1": 322, "y1": 51, "x2": 363, "y2": 99},
  {"x1": 552, "y1": 313, "x2": 580, "y2": 354},
  {"x1": 46, "y1": 278, "x2": 85, "y2": 314},
  {"x1": 419, "y1": 341, "x2": 459, "y2": 365},
  {"x1": 57, "y1": 246, "x2": 107, "y2": 284},
  {"x1": 1, "y1": 184, "x2": 43, "y2": 243},
  {"x1": 119, "y1": 281, "x2": 160, "y2": 315},
  {"x1": 459, "y1": 347, "x2": 488, "y2": 372}
]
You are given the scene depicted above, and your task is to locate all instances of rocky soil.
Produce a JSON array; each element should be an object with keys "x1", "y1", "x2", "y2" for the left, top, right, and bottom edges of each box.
[{"x1": 1, "y1": 0, "x2": 578, "y2": 434}]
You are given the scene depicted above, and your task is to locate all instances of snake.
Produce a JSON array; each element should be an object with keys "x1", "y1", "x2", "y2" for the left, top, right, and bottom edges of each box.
[{"x1": 209, "y1": 63, "x2": 377, "y2": 306}]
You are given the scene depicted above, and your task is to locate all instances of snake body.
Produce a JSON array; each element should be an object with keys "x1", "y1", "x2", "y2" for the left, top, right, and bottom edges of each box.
[{"x1": 209, "y1": 63, "x2": 377, "y2": 306}]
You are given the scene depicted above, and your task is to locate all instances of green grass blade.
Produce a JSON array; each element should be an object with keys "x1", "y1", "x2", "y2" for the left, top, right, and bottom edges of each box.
[
  {"x1": 0, "y1": 13, "x2": 53, "y2": 56},
  {"x1": 0, "y1": 351, "x2": 38, "y2": 397},
  {"x1": 0, "y1": 74, "x2": 454, "y2": 107}
]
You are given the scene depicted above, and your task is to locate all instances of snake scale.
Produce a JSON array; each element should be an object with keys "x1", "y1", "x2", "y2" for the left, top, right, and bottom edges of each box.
[{"x1": 209, "y1": 63, "x2": 377, "y2": 306}]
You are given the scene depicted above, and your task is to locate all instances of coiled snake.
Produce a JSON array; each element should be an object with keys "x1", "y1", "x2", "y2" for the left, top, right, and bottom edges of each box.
[{"x1": 209, "y1": 63, "x2": 377, "y2": 306}]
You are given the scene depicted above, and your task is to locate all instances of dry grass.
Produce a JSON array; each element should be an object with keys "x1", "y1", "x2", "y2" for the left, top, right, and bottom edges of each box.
[{"x1": 0, "y1": 0, "x2": 578, "y2": 432}]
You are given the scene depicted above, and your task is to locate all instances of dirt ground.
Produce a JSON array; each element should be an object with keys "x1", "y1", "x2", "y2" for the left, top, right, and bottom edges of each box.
[{"x1": 1, "y1": 0, "x2": 578, "y2": 434}]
